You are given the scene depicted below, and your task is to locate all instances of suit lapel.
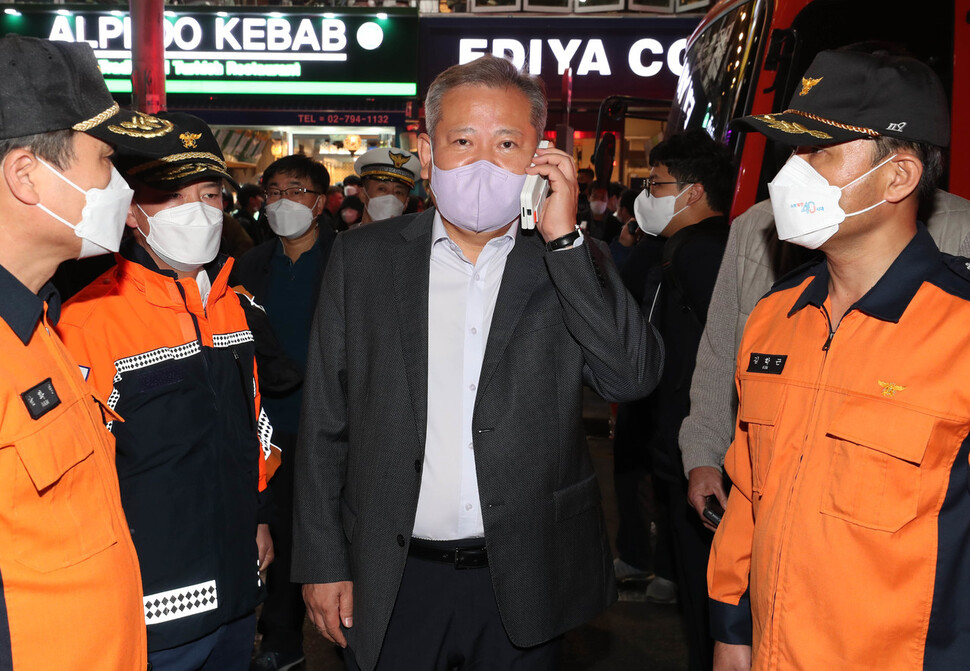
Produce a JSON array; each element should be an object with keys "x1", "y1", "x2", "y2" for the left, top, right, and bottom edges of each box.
[
  {"x1": 477, "y1": 232, "x2": 545, "y2": 397},
  {"x1": 392, "y1": 210, "x2": 435, "y2": 449}
]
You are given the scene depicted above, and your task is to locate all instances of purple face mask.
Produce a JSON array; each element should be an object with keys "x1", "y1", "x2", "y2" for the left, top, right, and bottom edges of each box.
[{"x1": 430, "y1": 148, "x2": 527, "y2": 233}]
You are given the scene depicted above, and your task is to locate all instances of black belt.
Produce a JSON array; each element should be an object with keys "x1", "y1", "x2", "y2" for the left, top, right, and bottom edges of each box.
[{"x1": 408, "y1": 538, "x2": 489, "y2": 569}]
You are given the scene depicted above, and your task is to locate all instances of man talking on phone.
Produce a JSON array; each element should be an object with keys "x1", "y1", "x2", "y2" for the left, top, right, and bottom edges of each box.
[{"x1": 293, "y1": 55, "x2": 662, "y2": 671}]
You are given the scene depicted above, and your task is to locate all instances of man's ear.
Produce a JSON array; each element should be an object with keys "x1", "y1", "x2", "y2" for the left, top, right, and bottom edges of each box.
[
  {"x1": 417, "y1": 133, "x2": 432, "y2": 181},
  {"x1": 684, "y1": 182, "x2": 707, "y2": 208},
  {"x1": 311, "y1": 194, "x2": 325, "y2": 217},
  {"x1": 125, "y1": 202, "x2": 142, "y2": 230},
  {"x1": 3, "y1": 149, "x2": 43, "y2": 206},
  {"x1": 883, "y1": 154, "x2": 922, "y2": 204}
]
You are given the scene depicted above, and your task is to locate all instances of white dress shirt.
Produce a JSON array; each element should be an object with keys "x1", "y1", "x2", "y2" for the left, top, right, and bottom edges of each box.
[{"x1": 412, "y1": 212, "x2": 517, "y2": 540}]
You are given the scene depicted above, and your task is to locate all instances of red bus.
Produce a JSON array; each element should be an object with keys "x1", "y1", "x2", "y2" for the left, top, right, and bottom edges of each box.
[{"x1": 667, "y1": 0, "x2": 970, "y2": 218}]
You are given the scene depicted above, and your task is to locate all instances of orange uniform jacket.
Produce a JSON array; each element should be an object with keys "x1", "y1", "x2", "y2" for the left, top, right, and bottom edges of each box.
[
  {"x1": 0, "y1": 265, "x2": 145, "y2": 670},
  {"x1": 709, "y1": 227, "x2": 970, "y2": 669},
  {"x1": 58, "y1": 244, "x2": 276, "y2": 652}
]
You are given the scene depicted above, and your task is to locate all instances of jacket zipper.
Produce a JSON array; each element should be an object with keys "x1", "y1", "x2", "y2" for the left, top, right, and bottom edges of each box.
[
  {"x1": 174, "y1": 281, "x2": 219, "y2": 411},
  {"x1": 767, "y1": 304, "x2": 838, "y2": 659}
]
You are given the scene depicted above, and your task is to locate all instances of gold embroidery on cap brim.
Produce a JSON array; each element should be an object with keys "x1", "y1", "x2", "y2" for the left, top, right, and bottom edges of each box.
[
  {"x1": 72, "y1": 102, "x2": 121, "y2": 132},
  {"x1": 756, "y1": 116, "x2": 833, "y2": 140},
  {"x1": 361, "y1": 168, "x2": 415, "y2": 186},
  {"x1": 180, "y1": 132, "x2": 203, "y2": 149},
  {"x1": 127, "y1": 152, "x2": 227, "y2": 175},
  {"x1": 784, "y1": 110, "x2": 880, "y2": 137},
  {"x1": 107, "y1": 112, "x2": 174, "y2": 139},
  {"x1": 799, "y1": 77, "x2": 823, "y2": 96},
  {"x1": 154, "y1": 163, "x2": 232, "y2": 181}
]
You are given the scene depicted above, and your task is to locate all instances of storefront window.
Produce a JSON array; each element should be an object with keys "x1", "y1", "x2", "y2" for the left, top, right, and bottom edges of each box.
[
  {"x1": 470, "y1": 0, "x2": 523, "y2": 11},
  {"x1": 666, "y1": 0, "x2": 763, "y2": 141},
  {"x1": 574, "y1": 0, "x2": 625, "y2": 14}
]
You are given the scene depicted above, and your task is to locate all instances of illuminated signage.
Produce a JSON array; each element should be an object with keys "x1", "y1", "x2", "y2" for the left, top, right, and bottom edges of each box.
[
  {"x1": 419, "y1": 16, "x2": 699, "y2": 101},
  {"x1": 0, "y1": 5, "x2": 418, "y2": 99}
]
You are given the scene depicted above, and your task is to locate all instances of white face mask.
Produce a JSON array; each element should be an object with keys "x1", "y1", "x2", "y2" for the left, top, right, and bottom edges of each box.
[
  {"x1": 138, "y1": 202, "x2": 223, "y2": 272},
  {"x1": 366, "y1": 194, "x2": 406, "y2": 221},
  {"x1": 767, "y1": 154, "x2": 896, "y2": 249},
  {"x1": 634, "y1": 185, "x2": 690, "y2": 236},
  {"x1": 590, "y1": 200, "x2": 608, "y2": 216},
  {"x1": 344, "y1": 185, "x2": 359, "y2": 197},
  {"x1": 35, "y1": 159, "x2": 134, "y2": 259},
  {"x1": 264, "y1": 197, "x2": 317, "y2": 239}
]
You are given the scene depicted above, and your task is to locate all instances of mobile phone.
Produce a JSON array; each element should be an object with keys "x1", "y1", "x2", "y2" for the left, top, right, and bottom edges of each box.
[
  {"x1": 626, "y1": 219, "x2": 638, "y2": 235},
  {"x1": 520, "y1": 140, "x2": 551, "y2": 230},
  {"x1": 703, "y1": 495, "x2": 724, "y2": 528}
]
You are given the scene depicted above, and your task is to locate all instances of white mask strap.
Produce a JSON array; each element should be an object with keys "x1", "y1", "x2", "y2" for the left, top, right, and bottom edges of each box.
[
  {"x1": 35, "y1": 156, "x2": 85, "y2": 195},
  {"x1": 36, "y1": 203, "x2": 77, "y2": 230},
  {"x1": 839, "y1": 154, "x2": 897, "y2": 192}
]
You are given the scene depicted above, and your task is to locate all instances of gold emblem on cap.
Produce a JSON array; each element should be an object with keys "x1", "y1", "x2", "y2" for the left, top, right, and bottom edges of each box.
[
  {"x1": 389, "y1": 151, "x2": 411, "y2": 169},
  {"x1": 757, "y1": 115, "x2": 833, "y2": 140},
  {"x1": 108, "y1": 112, "x2": 174, "y2": 139},
  {"x1": 179, "y1": 132, "x2": 203, "y2": 149},
  {"x1": 799, "y1": 77, "x2": 823, "y2": 96},
  {"x1": 878, "y1": 380, "x2": 906, "y2": 398}
]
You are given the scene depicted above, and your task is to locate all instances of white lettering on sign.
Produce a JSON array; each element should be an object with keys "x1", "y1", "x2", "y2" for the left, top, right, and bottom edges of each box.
[
  {"x1": 266, "y1": 18, "x2": 292, "y2": 51},
  {"x1": 292, "y1": 19, "x2": 322, "y2": 51},
  {"x1": 98, "y1": 16, "x2": 125, "y2": 49},
  {"x1": 548, "y1": 39, "x2": 582, "y2": 75},
  {"x1": 320, "y1": 19, "x2": 347, "y2": 52},
  {"x1": 242, "y1": 18, "x2": 266, "y2": 51},
  {"x1": 628, "y1": 38, "x2": 663, "y2": 77},
  {"x1": 215, "y1": 17, "x2": 242, "y2": 50},
  {"x1": 172, "y1": 18, "x2": 203, "y2": 51},
  {"x1": 458, "y1": 37, "x2": 683, "y2": 79}
]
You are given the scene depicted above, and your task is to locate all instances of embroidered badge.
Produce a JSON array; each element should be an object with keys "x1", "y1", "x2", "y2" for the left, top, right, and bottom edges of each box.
[
  {"x1": 389, "y1": 151, "x2": 411, "y2": 169},
  {"x1": 21, "y1": 378, "x2": 61, "y2": 420},
  {"x1": 179, "y1": 132, "x2": 202, "y2": 149},
  {"x1": 747, "y1": 353, "x2": 788, "y2": 375},
  {"x1": 878, "y1": 380, "x2": 906, "y2": 398},
  {"x1": 799, "y1": 76, "x2": 823, "y2": 96},
  {"x1": 107, "y1": 112, "x2": 174, "y2": 139},
  {"x1": 886, "y1": 122, "x2": 907, "y2": 132}
]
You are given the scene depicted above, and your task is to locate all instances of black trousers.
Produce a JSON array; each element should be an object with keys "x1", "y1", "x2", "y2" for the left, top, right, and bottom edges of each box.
[
  {"x1": 256, "y1": 432, "x2": 306, "y2": 654},
  {"x1": 655, "y1": 476, "x2": 715, "y2": 671},
  {"x1": 344, "y1": 540, "x2": 562, "y2": 671}
]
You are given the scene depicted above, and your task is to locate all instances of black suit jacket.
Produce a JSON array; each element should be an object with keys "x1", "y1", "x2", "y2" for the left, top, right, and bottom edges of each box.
[{"x1": 292, "y1": 209, "x2": 663, "y2": 671}]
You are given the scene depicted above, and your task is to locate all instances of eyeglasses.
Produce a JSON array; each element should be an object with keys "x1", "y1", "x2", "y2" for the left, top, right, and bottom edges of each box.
[
  {"x1": 263, "y1": 186, "x2": 319, "y2": 200},
  {"x1": 646, "y1": 179, "x2": 689, "y2": 190}
]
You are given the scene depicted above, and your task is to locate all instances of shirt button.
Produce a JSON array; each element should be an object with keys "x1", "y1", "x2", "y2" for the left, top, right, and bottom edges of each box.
[
  {"x1": 467, "y1": 442, "x2": 473, "y2": 450},
  {"x1": 397, "y1": 534, "x2": 405, "y2": 547},
  {"x1": 468, "y1": 383, "x2": 476, "y2": 391},
  {"x1": 474, "y1": 274, "x2": 481, "y2": 281},
  {"x1": 470, "y1": 327, "x2": 478, "y2": 335},
  {"x1": 464, "y1": 503, "x2": 473, "y2": 511}
]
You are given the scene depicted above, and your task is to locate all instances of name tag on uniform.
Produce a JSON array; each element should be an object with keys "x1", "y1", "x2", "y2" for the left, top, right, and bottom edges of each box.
[
  {"x1": 21, "y1": 378, "x2": 61, "y2": 419},
  {"x1": 747, "y1": 353, "x2": 787, "y2": 375}
]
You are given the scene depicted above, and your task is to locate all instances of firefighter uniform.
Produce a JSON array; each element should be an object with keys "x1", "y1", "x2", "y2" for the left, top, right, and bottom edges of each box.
[
  {"x1": 57, "y1": 240, "x2": 275, "y2": 653},
  {"x1": 709, "y1": 227, "x2": 970, "y2": 669},
  {"x1": 0, "y1": 264, "x2": 146, "y2": 670}
]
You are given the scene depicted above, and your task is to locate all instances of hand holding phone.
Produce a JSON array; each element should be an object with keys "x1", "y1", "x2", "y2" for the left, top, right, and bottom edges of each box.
[
  {"x1": 703, "y1": 495, "x2": 725, "y2": 528},
  {"x1": 520, "y1": 140, "x2": 551, "y2": 230}
]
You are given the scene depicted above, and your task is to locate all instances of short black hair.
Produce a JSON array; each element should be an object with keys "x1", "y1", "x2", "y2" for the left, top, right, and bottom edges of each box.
[
  {"x1": 608, "y1": 181, "x2": 624, "y2": 199},
  {"x1": 262, "y1": 154, "x2": 330, "y2": 194},
  {"x1": 344, "y1": 174, "x2": 362, "y2": 187},
  {"x1": 649, "y1": 130, "x2": 736, "y2": 214},
  {"x1": 236, "y1": 183, "x2": 262, "y2": 208},
  {"x1": 0, "y1": 129, "x2": 76, "y2": 170},
  {"x1": 578, "y1": 168, "x2": 595, "y2": 180},
  {"x1": 619, "y1": 188, "x2": 638, "y2": 216}
]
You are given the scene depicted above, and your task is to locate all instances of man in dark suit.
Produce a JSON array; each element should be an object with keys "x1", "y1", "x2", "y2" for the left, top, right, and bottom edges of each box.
[{"x1": 292, "y1": 56, "x2": 663, "y2": 671}]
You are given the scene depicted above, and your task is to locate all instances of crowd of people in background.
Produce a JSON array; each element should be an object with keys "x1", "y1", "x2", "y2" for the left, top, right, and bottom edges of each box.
[{"x1": 4, "y1": 26, "x2": 970, "y2": 671}]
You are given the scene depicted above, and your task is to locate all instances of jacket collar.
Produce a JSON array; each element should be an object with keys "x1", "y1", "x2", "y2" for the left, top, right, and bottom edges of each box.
[
  {"x1": 0, "y1": 263, "x2": 60, "y2": 345},
  {"x1": 788, "y1": 224, "x2": 939, "y2": 323},
  {"x1": 117, "y1": 236, "x2": 234, "y2": 307}
]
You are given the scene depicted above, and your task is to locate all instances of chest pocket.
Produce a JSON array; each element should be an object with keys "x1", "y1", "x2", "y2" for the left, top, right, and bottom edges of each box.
[
  {"x1": 738, "y1": 378, "x2": 786, "y2": 497},
  {"x1": 819, "y1": 396, "x2": 931, "y2": 533},
  {"x1": 9, "y1": 396, "x2": 118, "y2": 572}
]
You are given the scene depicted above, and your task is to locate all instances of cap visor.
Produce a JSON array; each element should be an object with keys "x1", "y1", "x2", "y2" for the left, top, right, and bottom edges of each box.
[
  {"x1": 731, "y1": 112, "x2": 869, "y2": 146},
  {"x1": 136, "y1": 166, "x2": 239, "y2": 191}
]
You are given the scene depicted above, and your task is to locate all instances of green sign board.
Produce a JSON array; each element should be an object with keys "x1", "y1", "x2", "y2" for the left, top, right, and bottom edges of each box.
[{"x1": 0, "y1": 4, "x2": 418, "y2": 101}]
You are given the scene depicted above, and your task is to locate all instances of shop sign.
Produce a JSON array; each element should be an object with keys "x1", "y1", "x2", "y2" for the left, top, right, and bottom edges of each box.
[
  {"x1": 419, "y1": 16, "x2": 699, "y2": 101},
  {"x1": 0, "y1": 5, "x2": 418, "y2": 99}
]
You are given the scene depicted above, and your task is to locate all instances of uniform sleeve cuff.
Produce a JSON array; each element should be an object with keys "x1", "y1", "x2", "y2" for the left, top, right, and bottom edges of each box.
[{"x1": 710, "y1": 593, "x2": 752, "y2": 645}]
